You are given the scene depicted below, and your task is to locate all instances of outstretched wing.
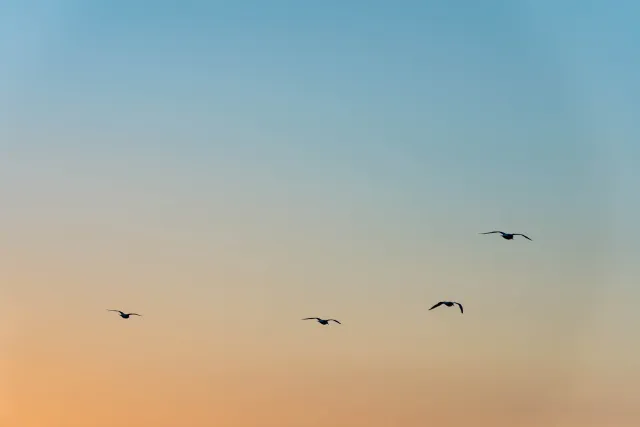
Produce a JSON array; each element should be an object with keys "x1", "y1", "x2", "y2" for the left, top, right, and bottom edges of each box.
[
  {"x1": 514, "y1": 233, "x2": 532, "y2": 241},
  {"x1": 455, "y1": 303, "x2": 464, "y2": 313},
  {"x1": 480, "y1": 231, "x2": 502, "y2": 235},
  {"x1": 328, "y1": 319, "x2": 341, "y2": 324},
  {"x1": 107, "y1": 309, "x2": 124, "y2": 315},
  {"x1": 429, "y1": 302, "x2": 444, "y2": 310},
  {"x1": 302, "y1": 318, "x2": 320, "y2": 321},
  {"x1": 128, "y1": 313, "x2": 141, "y2": 316}
]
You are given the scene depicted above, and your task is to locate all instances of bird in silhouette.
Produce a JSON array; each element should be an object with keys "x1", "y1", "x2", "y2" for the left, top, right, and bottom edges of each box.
[
  {"x1": 302, "y1": 317, "x2": 341, "y2": 325},
  {"x1": 429, "y1": 301, "x2": 463, "y2": 313},
  {"x1": 107, "y1": 310, "x2": 141, "y2": 319},
  {"x1": 480, "y1": 231, "x2": 532, "y2": 241}
]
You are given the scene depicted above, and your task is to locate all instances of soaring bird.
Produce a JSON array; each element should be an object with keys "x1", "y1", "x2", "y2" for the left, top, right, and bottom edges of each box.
[
  {"x1": 107, "y1": 309, "x2": 142, "y2": 319},
  {"x1": 480, "y1": 231, "x2": 532, "y2": 241},
  {"x1": 429, "y1": 301, "x2": 463, "y2": 313},
  {"x1": 302, "y1": 317, "x2": 341, "y2": 325}
]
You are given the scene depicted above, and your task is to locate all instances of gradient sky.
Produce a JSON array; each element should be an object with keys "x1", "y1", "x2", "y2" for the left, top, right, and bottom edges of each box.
[{"x1": 1, "y1": 1, "x2": 638, "y2": 426}]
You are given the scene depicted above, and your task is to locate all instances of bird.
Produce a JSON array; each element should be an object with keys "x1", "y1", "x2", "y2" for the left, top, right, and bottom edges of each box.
[
  {"x1": 107, "y1": 309, "x2": 142, "y2": 319},
  {"x1": 480, "y1": 231, "x2": 532, "y2": 241},
  {"x1": 302, "y1": 317, "x2": 341, "y2": 325},
  {"x1": 429, "y1": 301, "x2": 463, "y2": 313}
]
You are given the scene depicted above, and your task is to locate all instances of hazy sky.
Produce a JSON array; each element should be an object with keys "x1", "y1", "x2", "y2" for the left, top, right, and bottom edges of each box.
[{"x1": 1, "y1": 1, "x2": 638, "y2": 426}]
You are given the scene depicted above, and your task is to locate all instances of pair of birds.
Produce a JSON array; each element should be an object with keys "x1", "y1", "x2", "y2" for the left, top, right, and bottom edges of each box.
[
  {"x1": 421, "y1": 231, "x2": 530, "y2": 314},
  {"x1": 106, "y1": 311, "x2": 338, "y2": 323},
  {"x1": 303, "y1": 300, "x2": 463, "y2": 327},
  {"x1": 420, "y1": 231, "x2": 530, "y2": 315}
]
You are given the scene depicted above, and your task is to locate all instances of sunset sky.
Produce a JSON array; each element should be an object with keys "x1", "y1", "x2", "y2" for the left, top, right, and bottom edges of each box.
[{"x1": 1, "y1": 1, "x2": 639, "y2": 426}]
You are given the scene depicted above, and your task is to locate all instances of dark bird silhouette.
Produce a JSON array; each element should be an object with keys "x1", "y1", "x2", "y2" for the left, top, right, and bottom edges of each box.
[
  {"x1": 480, "y1": 231, "x2": 532, "y2": 241},
  {"x1": 429, "y1": 301, "x2": 463, "y2": 313},
  {"x1": 107, "y1": 309, "x2": 142, "y2": 319},
  {"x1": 302, "y1": 317, "x2": 341, "y2": 325}
]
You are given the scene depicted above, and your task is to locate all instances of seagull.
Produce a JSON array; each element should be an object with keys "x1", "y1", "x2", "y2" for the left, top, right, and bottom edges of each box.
[
  {"x1": 107, "y1": 309, "x2": 142, "y2": 319},
  {"x1": 302, "y1": 317, "x2": 341, "y2": 325},
  {"x1": 480, "y1": 231, "x2": 532, "y2": 241},
  {"x1": 429, "y1": 301, "x2": 463, "y2": 313}
]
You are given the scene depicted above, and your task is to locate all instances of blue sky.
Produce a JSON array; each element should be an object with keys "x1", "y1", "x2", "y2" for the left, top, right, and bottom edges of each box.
[
  {"x1": 3, "y1": 0, "x2": 637, "y2": 239},
  {"x1": 2, "y1": 2, "x2": 637, "y2": 234}
]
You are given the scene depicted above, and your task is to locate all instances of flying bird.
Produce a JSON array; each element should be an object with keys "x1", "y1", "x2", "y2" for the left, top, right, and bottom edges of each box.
[
  {"x1": 107, "y1": 310, "x2": 142, "y2": 319},
  {"x1": 480, "y1": 231, "x2": 532, "y2": 241},
  {"x1": 302, "y1": 317, "x2": 341, "y2": 325},
  {"x1": 429, "y1": 301, "x2": 463, "y2": 313}
]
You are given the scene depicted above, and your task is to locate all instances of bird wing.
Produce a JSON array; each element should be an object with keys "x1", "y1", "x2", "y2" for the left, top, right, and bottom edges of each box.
[
  {"x1": 429, "y1": 302, "x2": 444, "y2": 310},
  {"x1": 107, "y1": 309, "x2": 124, "y2": 315},
  {"x1": 302, "y1": 318, "x2": 320, "y2": 321},
  {"x1": 480, "y1": 231, "x2": 502, "y2": 235},
  {"x1": 128, "y1": 313, "x2": 141, "y2": 316},
  {"x1": 328, "y1": 319, "x2": 341, "y2": 324},
  {"x1": 514, "y1": 233, "x2": 532, "y2": 240},
  {"x1": 455, "y1": 303, "x2": 464, "y2": 313}
]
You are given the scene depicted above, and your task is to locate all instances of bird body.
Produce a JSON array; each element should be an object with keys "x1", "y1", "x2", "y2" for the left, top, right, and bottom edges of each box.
[
  {"x1": 107, "y1": 310, "x2": 141, "y2": 319},
  {"x1": 480, "y1": 231, "x2": 531, "y2": 241},
  {"x1": 429, "y1": 301, "x2": 463, "y2": 313},
  {"x1": 302, "y1": 317, "x2": 341, "y2": 325}
]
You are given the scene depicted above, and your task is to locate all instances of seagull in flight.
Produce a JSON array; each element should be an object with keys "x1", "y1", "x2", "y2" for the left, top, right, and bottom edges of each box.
[
  {"x1": 107, "y1": 309, "x2": 142, "y2": 319},
  {"x1": 480, "y1": 231, "x2": 532, "y2": 241},
  {"x1": 302, "y1": 317, "x2": 341, "y2": 326},
  {"x1": 429, "y1": 301, "x2": 463, "y2": 313}
]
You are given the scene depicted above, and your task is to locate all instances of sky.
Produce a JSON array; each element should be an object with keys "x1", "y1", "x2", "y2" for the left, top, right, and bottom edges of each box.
[{"x1": 1, "y1": 1, "x2": 639, "y2": 426}]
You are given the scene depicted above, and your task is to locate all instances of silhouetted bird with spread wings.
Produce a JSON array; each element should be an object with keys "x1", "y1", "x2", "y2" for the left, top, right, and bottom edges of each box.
[
  {"x1": 480, "y1": 231, "x2": 532, "y2": 241},
  {"x1": 107, "y1": 310, "x2": 142, "y2": 319}
]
